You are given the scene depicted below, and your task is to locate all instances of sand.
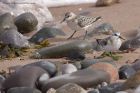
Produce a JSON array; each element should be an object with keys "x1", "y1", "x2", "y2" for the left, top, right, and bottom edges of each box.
[{"x1": 0, "y1": 0, "x2": 140, "y2": 72}]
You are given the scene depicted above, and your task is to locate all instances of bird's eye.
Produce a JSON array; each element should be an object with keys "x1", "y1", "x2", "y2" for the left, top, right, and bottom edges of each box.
[{"x1": 114, "y1": 34, "x2": 117, "y2": 36}]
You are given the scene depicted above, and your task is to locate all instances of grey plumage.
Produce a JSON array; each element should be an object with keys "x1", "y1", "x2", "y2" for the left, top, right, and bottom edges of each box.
[{"x1": 76, "y1": 15, "x2": 101, "y2": 28}]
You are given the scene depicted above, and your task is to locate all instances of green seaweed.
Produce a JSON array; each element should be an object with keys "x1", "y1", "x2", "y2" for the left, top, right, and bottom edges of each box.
[{"x1": 99, "y1": 51, "x2": 122, "y2": 61}]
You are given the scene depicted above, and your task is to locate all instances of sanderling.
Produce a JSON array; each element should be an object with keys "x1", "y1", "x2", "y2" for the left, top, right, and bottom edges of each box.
[
  {"x1": 61, "y1": 12, "x2": 101, "y2": 39},
  {"x1": 96, "y1": 32, "x2": 125, "y2": 52}
]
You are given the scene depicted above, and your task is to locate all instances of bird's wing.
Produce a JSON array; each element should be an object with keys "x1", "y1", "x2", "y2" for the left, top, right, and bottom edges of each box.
[
  {"x1": 97, "y1": 36, "x2": 113, "y2": 46},
  {"x1": 76, "y1": 15, "x2": 101, "y2": 27}
]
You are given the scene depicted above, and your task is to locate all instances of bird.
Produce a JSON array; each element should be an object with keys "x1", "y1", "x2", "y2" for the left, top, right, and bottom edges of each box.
[
  {"x1": 61, "y1": 12, "x2": 102, "y2": 39},
  {"x1": 96, "y1": 32, "x2": 125, "y2": 52},
  {"x1": 96, "y1": 32, "x2": 125, "y2": 59}
]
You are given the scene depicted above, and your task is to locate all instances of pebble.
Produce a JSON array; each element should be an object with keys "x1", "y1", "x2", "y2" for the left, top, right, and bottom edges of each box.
[{"x1": 61, "y1": 64, "x2": 78, "y2": 74}]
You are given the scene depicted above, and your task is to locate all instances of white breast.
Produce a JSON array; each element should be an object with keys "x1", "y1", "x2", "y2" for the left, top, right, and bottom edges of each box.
[
  {"x1": 67, "y1": 19, "x2": 82, "y2": 31},
  {"x1": 104, "y1": 36, "x2": 122, "y2": 52}
]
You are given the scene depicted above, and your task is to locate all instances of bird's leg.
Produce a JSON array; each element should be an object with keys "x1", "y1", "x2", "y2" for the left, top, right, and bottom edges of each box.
[
  {"x1": 67, "y1": 30, "x2": 77, "y2": 39},
  {"x1": 83, "y1": 30, "x2": 88, "y2": 40}
]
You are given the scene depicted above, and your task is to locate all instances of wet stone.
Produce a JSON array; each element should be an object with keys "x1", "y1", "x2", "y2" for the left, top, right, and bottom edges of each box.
[
  {"x1": 15, "y1": 12, "x2": 38, "y2": 34},
  {"x1": 119, "y1": 65, "x2": 136, "y2": 79},
  {"x1": 72, "y1": 62, "x2": 82, "y2": 70},
  {"x1": 61, "y1": 64, "x2": 78, "y2": 74}
]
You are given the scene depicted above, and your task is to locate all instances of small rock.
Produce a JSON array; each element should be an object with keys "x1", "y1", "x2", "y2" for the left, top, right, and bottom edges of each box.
[
  {"x1": 23, "y1": 61, "x2": 57, "y2": 77},
  {"x1": 47, "y1": 88, "x2": 56, "y2": 93},
  {"x1": 101, "y1": 82, "x2": 108, "y2": 87},
  {"x1": 72, "y1": 62, "x2": 82, "y2": 70},
  {"x1": 7, "y1": 87, "x2": 41, "y2": 93},
  {"x1": 29, "y1": 27, "x2": 65, "y2": 43},
  {"x1": 119, "y1": 65, "x2": 136, "y2": 79},
  {"x1": 15, "y1": 12, "x2": 38, "y2": 34},
  {"x1": 38, "y1": 73, "x2": 50, "y2": 87},
  {"x1": 95, "y1": 0, "x2": 120, "y2": 7},
  {"x1": 56, "y1": 83, "x2": 87, "y2": 93},
  {"x1": 61, "y1": 64, "x2": 77, "y2": 74}
]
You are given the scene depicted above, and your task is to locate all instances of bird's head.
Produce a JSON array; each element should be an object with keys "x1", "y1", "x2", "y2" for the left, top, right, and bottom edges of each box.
[
  {"x1": 113, "y1": 32, "x2": 125, "y2": 40},
  {"x1": 61, "y1": 12, "x2": 77, "y2": 23}
]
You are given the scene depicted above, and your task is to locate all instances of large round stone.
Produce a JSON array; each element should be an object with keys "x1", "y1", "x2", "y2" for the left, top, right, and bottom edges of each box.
[
  {"x1": 15, "y1": 12, "x2": 38, "y2": 34},
  {"x1": 2, "y1": 66, "x2": 47, "y2": 91}
]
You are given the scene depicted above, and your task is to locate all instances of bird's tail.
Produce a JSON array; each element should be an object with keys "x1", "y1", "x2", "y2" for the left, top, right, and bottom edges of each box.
[{"x1": 93, "y1": 16, "x2": 102, "y2": 23}]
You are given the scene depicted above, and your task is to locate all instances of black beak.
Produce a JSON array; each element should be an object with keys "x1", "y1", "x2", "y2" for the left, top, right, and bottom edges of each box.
[
  {"x1": 60, "y1": 17, "x2": 66, "y2": 23},
  {"x1": 119, "y1": 36, "x2": 125, "y2": 40}
]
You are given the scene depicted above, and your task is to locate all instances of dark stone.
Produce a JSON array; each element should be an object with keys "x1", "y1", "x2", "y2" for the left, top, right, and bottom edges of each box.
[
  {"x1": 2, "y1": 66, "x2": 47, "y2": 91},
  {"x1": 7, "y1": 87, "x2": 41, "y2": 93},
  {"x1": 29, "y1": 27, "x2": 65, "y2": 43},
  {"x1": 15, "y1": 12, "x2": 38, "y2": 34},
  {"x1": 32, "y1": 40, "x2": 93, "y2": 59},
  {"x1": 61, "y1": 64, "x2": 77, "y2": 74},
  {"x1": 23, "y1": 61, "x2": 57, "y2": 77},
  {"x1": 41, "y1": 68, "x2": 110, "y2": 93},
  {"x1": 119, "y1": 65, "x2": 136, "y2": 79}
]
